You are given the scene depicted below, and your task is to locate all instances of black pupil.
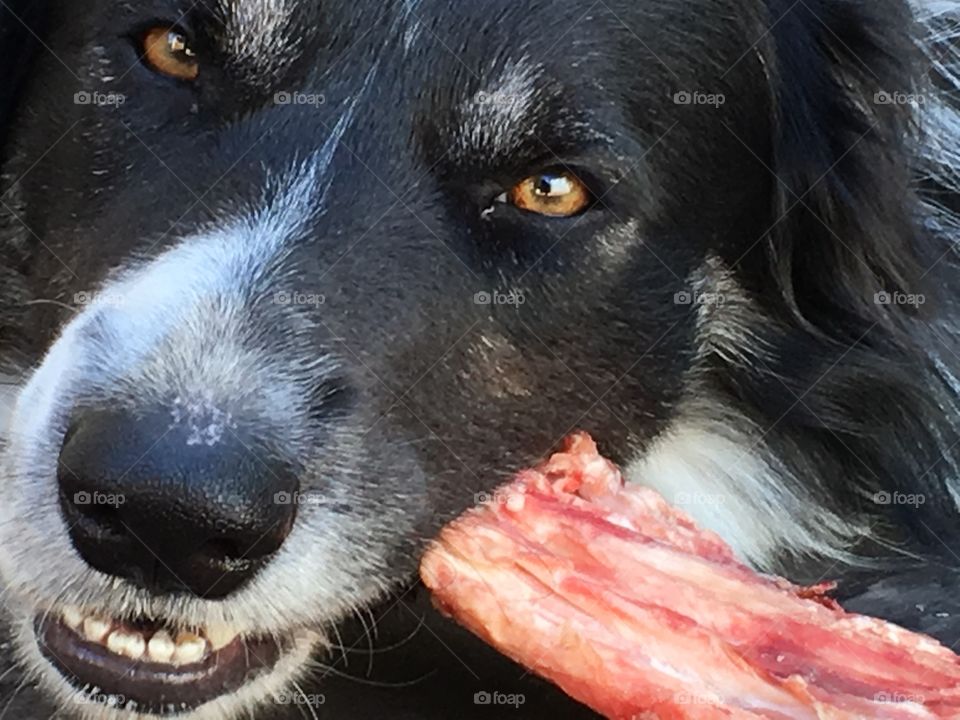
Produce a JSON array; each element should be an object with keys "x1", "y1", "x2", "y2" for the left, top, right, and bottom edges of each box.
[{"x1": 536, "y1": 176, "x2": 557, "y2": 196}]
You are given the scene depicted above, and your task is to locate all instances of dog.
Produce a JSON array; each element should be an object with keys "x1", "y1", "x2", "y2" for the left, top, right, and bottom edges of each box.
[{"x1": 2, "y1": 0, "x2": 960, "y2": 718}]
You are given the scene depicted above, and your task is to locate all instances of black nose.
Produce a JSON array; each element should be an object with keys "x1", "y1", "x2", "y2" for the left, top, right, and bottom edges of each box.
[{"x1": 57, "y1": 406, "x2": 299, "y2": 598}]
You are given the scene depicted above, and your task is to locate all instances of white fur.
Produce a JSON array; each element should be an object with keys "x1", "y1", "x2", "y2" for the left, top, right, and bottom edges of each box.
[
  {"x1": 915, "y1": 0, "x2": 960, "y2": 512},
  {"x1": 916, "y1": 3, "x2": 960, "y2": 178},
  {"x1": 0, "y1": 102, "x2": 419, "y2": 720},
  {"x1": 915, "y1": 0, "x2": 960, "y2": 246},
  {"x1": 625, "y1": 416, "x2": 865, "y2": 570},
  {"x1": 690, "y1": 255, "x2": 774, "y2": 368},
  {"x1": 219, "y1": 0, "x2": 301, "y2": 80},
  {"x1": 626, "y1": 256, "x2": 865, "y2": 569},
  {"x1": 460, "y1": 59, "x2": 543, "y2": 157},
  {"x1": 401, "y1": 0, "x2": 425, "y2": 52},
  {"x1": 593, "y1": 220, "x2": 641, "y2": 271},
  {"x1": 65, "y1": 96, "x2": 359, "y2": 418}
]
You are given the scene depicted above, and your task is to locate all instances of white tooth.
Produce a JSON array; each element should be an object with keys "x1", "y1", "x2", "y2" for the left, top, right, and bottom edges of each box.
[
  {"x1": 123, "y1": 634, "x2": 146, "y2": 660},
  {"x1": 204, "y1": 625, "x2": 237, "y2": 652},
  {"x1": 107, "y1": 631, "x2": 145, "y2": 660},
  {"x1": 83, "y1": 618, "x2": 111, "y2": 643},
  {"x1": 172, "y1": 633, "x2": 207, "y2": 665},
  {"x1": 62, "y1": 607, "x2": 84, "y2": 630},
  {"x1": 147, "y1": 631, "x2": 175, "y2": 663}
]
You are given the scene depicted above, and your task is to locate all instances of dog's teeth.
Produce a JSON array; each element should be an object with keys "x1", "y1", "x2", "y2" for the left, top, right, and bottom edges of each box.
[
  {"x1": 107, "y1": 630, "x2": 145, "y2": 660},
  {"x1": 204, "y1": 625, "x2": 237, "y2": 651},
  {"x1": 172, "y1": 632, "x2": 207, "y2": 665},
  {"x1": 66, "y1": 614, "x2": 233, "y2": 665},
  {"x1": 63, "y1": 614, "x2": 234, "y2": 666},
  {"x1": 147, "y1": 630, "x2": 175, "y2": 663},
  {"x1": 83, "y1": 618, "x2": 111, "y2": 643},
  {"x1": 125, "y1": 634, "x2": 146, "y2": 660},
  {"x1": 62, "y1": 606, "x2": 84, "y2": 630}
]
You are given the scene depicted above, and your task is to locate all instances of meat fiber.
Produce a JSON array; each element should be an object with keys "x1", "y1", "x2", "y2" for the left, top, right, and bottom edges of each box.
[{"x1": 420, "y1": 433, "x2": 960, "y2": 719}]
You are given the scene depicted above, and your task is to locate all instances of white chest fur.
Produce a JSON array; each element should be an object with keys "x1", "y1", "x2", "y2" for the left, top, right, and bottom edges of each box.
[{"x1": 624, "y1": 420, "x2": 862, "y2": 572}]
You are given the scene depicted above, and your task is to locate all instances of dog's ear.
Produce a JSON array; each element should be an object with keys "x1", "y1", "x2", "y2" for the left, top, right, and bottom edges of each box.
[
  {"x1": 762, "y1": 0, "x2": 927, "y2": 336},
  {"x1": 0, "y1": 0, "x2": 47, "y2": 153}
]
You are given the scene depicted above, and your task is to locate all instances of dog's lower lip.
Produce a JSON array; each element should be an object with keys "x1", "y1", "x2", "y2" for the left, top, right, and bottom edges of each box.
[{"x1": 35, "y1": 613, "x2": 285, "y2": 715}]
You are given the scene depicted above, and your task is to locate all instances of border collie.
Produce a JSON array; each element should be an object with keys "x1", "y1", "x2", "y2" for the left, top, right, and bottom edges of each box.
[{"x1": 2, "y1": 0, "x2": 960, "y2": 718}]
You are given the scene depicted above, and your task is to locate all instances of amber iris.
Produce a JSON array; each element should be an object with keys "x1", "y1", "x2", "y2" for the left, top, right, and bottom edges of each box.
[
  {"x1": 142, "y1": 28, "x2": 199, "y2": 81},
  {"x1": 508, "y1": 171, "x2": 591, "y2": 217}
]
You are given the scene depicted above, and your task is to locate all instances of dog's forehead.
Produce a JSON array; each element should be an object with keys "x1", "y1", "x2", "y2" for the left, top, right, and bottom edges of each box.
[
  {"x1": 203, "y1": 0, "x2": 612, "y2": 141},
  {"x1": 210, "y1": 0, "x2": 610, "y2": 75},
  {"x1": 216, "y1": 0, "x2": 301, "y2": 68}
]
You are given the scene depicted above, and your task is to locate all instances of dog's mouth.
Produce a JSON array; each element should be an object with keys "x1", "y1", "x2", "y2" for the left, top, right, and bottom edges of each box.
[{"x1": 34, "y1": 607, "x2": 288, "y2": 715}]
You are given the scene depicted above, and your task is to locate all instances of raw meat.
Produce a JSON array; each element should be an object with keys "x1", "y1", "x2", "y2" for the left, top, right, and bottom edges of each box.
[{"x1": 420, "y1": 433, "x2": 960, "y2": 719}]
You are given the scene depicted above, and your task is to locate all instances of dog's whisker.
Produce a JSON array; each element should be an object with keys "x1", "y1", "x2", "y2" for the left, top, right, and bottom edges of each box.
[
  {"x1": 0, "y1": 660, "x2": 22, "y2": 687},
  {"x1": 308, "y1": 658, "x2": 438, "y2": 689},
  {"x1": 0, "y1": 677, "x2": 30, "y2": 720},
  {"x1": 328, "y1": 619, "x2": 350, "y2": 670},
  {"x1": 291, "y1": 679, "x2": 320, "y2": 720},
  {"x1": 328, "y1": 610, "x2": 427, "y2": 657},
  {"x1": 351, "y1": 603, "x2": 376, "y2": 676},
  {"x1": 23, "y1": 299, "x2": 79, "y2": 315}
]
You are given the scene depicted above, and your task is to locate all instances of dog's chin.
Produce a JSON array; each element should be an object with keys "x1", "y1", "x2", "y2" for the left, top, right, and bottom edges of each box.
[{"x1": 14, "y1": 605, "x2": 321, "y2": 720}]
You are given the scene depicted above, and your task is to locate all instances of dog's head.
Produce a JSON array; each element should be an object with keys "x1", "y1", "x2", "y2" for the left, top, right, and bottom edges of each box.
[{"x1": 0, "y1": 0, "x2": 928, "y2": 718}]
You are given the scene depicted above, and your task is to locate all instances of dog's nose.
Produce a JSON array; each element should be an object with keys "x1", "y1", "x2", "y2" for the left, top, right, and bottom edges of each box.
[{"x1": 57, "y1": 406, "x2": 299, "y2": 598}]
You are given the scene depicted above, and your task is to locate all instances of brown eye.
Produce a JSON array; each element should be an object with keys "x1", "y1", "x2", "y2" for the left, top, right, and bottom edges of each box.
[
  {"x1": 142, "y1": 27, "x2": 198, "y2": 81},
  {"x1": 507, "y1": 171, "x2": 592, "y2": 217}
]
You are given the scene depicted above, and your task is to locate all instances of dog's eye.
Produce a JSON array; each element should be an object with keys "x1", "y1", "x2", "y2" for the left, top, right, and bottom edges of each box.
[
  {"x1": 141, "y1": 27, "x2": 199, "y2": 81},
  {"x1": 503, "y1": 171, "x2": 592, "y2": 218}
]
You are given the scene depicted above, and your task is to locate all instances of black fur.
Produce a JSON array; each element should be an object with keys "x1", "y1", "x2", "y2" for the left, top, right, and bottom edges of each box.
[{"x1": 2, "y1": 1, "x2": 960, "y2": 718}]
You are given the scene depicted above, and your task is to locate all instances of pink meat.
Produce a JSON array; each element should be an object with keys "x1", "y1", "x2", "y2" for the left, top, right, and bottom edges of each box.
[{"x1": 420, "y1": 433, "x2": 960, "y2": 720}]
